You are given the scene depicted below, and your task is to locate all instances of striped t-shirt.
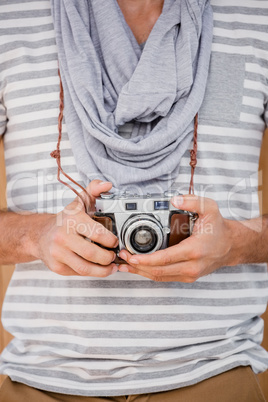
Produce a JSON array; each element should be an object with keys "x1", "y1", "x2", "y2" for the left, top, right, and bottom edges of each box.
[{"x1": 0, "y1": 0, "x2": 268, "y2": 397}]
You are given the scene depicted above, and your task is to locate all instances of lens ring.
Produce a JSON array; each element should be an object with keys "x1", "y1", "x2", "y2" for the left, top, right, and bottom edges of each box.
[
  {"x1": 130, "y1": 226, "x2": 157, "y2": 253},
  {"x1": 121, "y1": 215, "x2": 164, "y2": 255}
]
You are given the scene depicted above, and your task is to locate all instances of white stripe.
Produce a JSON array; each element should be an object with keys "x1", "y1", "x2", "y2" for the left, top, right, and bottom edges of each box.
[
  {"x1": 5, "y1": 155, "x2": 74, "y2": 175},
  {"x1": 3, "y1": 317, "x2": 242, "y2": 331},
  {"x1": 0, "y1": 2, "x2": 50, "y2": 13},
  {"x1": 1, "y1": 62, "x2": 57, "y2": 81},
  {"x1": 243, "y1": 96, "x2": 264, "y2": 109},
  {"x1": 212, "y1": 43, "x2": 268, "y2": 60},
  {"x1": 6, "y1": 286, "x2": 268, "y2": 299},
  {"x1": 240, "y1": 112, "x2": 264, "y2": 124},
  {"x1": 1, "y1": 45, "x2": 57, "y2": 66},
  {"x1": 3, "y1": 303, "x2": 266, "y2": 316},
  {"x1": 214, "y1": 27, "x2": 268, "y2": 42},
  {"x1": 1, "y1": 30, "x2": 55, "y2": 46},
  {"x1": 212, "y1": 0, "x2": 268, "y2": 8},
  {"x1": 6, "y1": 75, "x2": 59, "y2": 95},
  {"x1": 198, "y1": 124, "x2": 262, "y2": 140},
  {"x1": 9, "y1": 268, "x2": 268, "y2": 283},
  {"x1": 0, "y1": 16, "x2": 53, "y2": 29},
  {"x1": 246, "y1": 62, "x2": 268, "y2": 77},
  {"x1": 2, "y1": 329, "x2": 254, "y2": 348},
  {"x1": 5, "y1": 92, "x2": 59, "y2": 111},
  {"x1": 213, "y1": 12, "x2": 268, "y2": 25}
]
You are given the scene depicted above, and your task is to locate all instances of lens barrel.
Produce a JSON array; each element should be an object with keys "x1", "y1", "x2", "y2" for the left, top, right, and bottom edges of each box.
[{"x1": 121, "y1": 215, "x2": 164, "y2": 254}]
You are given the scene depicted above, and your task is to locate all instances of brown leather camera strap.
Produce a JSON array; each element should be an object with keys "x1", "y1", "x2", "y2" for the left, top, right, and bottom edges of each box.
[
  {"x1": 51, "y1": 69, "x2": 198, "y2": 206},
  {"x1": 189, "y1": 113, "x2": 198, "y2": 195}
]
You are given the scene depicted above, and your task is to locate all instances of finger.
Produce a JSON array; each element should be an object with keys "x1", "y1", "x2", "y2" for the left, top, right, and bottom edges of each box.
[
  {"x1": 52, "y1": 262, "x2": 81, "y2": 276},
  {"x1": 66, "y1": 180, "x2": 113, "y2": 213},
  {"x1": 75, "y1": 215, "x2": 119, "y2": 248},
  {"x1": 171, "y1": 194, "x2": 218, "y2": 217},
  {"x1": 59, "y1": 250, "x2": 118, "y2": 277},
  {"x1": 64, "y1": 233, "x2": 116, "y2": 265},
  {"x1": 119, "y1": 238, "x2": 195, "y2": 267},
  {"x1": 118, "y1": 261, "x2": 199, "y2": 283}
]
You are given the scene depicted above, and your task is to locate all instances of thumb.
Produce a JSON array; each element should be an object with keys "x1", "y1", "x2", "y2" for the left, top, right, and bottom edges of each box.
[
  {"x1": 67, "y1": 180, "x2": 113, "y2": 214},
  {"x1": 171, "y1": 194, "x2": 218, "y2": 217},
  {"x1": 86, "y1": 180, "x2": 113, "y2": 198}
]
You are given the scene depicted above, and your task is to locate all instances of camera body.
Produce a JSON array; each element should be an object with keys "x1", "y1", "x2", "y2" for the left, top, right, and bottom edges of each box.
[{"x1": 94, "y1": 191, "x2": 197, "y2": 256}]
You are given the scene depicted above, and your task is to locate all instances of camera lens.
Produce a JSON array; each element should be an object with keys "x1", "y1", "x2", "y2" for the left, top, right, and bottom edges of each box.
[
  {"x1": 121, "y1": 215, "x2": 164, "y2": 255},
  {"x1": 130, "y1": 227, "x2": 157, "y2": 253}
]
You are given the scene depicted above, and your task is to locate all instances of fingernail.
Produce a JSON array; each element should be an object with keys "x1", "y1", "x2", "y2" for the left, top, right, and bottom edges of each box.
[
  {"x1": 120, "y1": 251, "x2": 127, "y2": 261},
  {"x1": 171, "y1": 196, "x2": 184, "y2": 208},
  {"x1": 129, "y1": 257, "x2": 139, "y2": 265},
  {"x1": 111, "y1": 265, "x2": 118, "y2": 274},
  {"x1": 119, "y1": 265, "x2": 129, "y2": 272},
  {"x1": 99, "y1": 181, "x2": 112, "y2": 186}
]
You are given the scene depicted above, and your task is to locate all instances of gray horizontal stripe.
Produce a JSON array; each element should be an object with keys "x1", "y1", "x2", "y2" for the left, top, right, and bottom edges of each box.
[
  {"x1": 0, "y1": 38, "x2": 55, "y2": 54},
  {"x1": 242, "y1": 104, "x2": 264, "y2": 116},
  {"x1": 6, "y1": 116, "x2": 58, "y2": 136},
  {"x1": 214, "y1": 20, "x2": 268, "y2": 33},
  {"x1": 198, "y1": 133, "x2": 261, "y2": 147},
  {"x1": 5, "y1": 130, "x2": 65, "y2": 149},
  {"x1": 0, "y1": 23, "x2": 54, "y2": 36},
  {"x1": 6, "y1": 183, "x2": 258, "y2": 200},
  {"x1": 197, "y1": 151, "x2": 258, "y2": 163},
  {"x1": 212, "y1": 6, "x2": 268, "y2": 16},
  {"x1": 6, "y1": 148, "x2": 73, "y2": 166},
  {"x1": 8, "y1": 279, "x2": 268, "y2": 290},
  {"x1": 0, "y1": 53, "x2": 57, "y2": 73},
  {"x1": 6, "y1": 181, "x2": 259, "y2": 197},
  {"x1": 2, "y1": 311, "x2": 255, "y2": 322},
  {"x1": 0, "y1": 0, "x2": 39, "y2": 4},
  {"x1": 0, "y1": 9, "x2": 51, "y2": 20},
  {"x1": 14, "y1": 262, "x2": 266, "y2": 274},
  {"x1": 4, "y1": 68, "x2": 58, "y2": 84},
  {"x1": 8, "y1": 100, "x2": 59, "y2": 117},
  {"x1": 4, "y1": 361, "x2": 253, "y2": 396},
  {"x1": 5, "y1": 295, "x2": 267, "y2": 306},
  {"x1": 7, "y1": 197, "x2": 261, "y2": 213},
  {"x1": 6, "y1": 85, "x2": 59, "y2": 101},
  {"x1": 6, "y1": 325, "x2": 239, "y2": 339},
  {"x1": 180, "y1": 166, "x2": 256, "y2": 178},
  {"x1": 245, "y1": 70, "x2": 268, "y2": 84},
  {"x1": 4, "y1": 146, "x2": 259, "y2": 166},
  {"x1": 213, "y1": 36, "x2": 268, "y2": 52},
  {"x1": 244, "y1": 88, "x2": 266, "y2": 101}
]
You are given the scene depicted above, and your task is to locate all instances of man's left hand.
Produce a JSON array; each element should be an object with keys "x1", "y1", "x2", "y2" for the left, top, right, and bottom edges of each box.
[{"x1": 118, "y1": 195, "x2": 237, "y2": 282}]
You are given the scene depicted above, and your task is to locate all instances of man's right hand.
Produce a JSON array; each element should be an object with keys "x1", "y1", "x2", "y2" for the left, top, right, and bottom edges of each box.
[
  {"x1": 0, "y1": 180, "x2": 119, "y2": 277},
  {"x1": 37, "y1": 180, "x2": 119, "y2": 277}
]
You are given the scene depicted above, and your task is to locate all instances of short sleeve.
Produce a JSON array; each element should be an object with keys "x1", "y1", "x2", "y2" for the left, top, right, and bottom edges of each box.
[
  {"x1": 265, "y1": 101, "x2": 268, "y2": 129},
  {"x1": 0, "y1": 98, "x2": 7, "y2": 136}
]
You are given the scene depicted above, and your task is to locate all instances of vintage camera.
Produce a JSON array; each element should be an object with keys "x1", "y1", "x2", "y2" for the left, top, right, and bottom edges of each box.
[{"x1": 93, "y1": 191, "x2": 197, "y2": 260}]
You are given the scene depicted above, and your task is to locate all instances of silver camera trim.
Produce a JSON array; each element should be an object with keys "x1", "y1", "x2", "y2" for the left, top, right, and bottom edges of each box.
[{"x1": 121, "y1": 214, "x2": 164, "y2": 254}]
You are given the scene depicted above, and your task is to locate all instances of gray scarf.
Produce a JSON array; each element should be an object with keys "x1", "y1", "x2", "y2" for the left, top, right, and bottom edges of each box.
[{"x1": 51, "y1": 0, "x2": 213, "y2": 193}]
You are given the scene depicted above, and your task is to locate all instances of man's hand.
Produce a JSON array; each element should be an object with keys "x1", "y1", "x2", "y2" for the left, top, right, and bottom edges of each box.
[
  {"x1": 36, "y1": 180, "x2": 119, "y2": 277},
  {"x1": 118, "y1": 195, "x2": 268, "y2": 282},
  {"x1": 0, "y1": 180, "x2": 119, "y2": 277}
]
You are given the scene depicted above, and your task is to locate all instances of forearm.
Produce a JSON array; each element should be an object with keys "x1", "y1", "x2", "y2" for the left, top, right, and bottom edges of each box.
[
  {"x1": 0, "y1": 210, "x2": 55, "y2": 265},
  {"x1": 227, "y1": 215, "x2": 268, "y2": 266}
]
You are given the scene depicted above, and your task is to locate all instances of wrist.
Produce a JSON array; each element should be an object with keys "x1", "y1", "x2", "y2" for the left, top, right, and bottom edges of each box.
[
  {"x1": 224, "y1": 217, "x2": 266, "y2": 266},
  {"x1": 22, "y1": 213, "x2": 56, "y2": 260}
]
